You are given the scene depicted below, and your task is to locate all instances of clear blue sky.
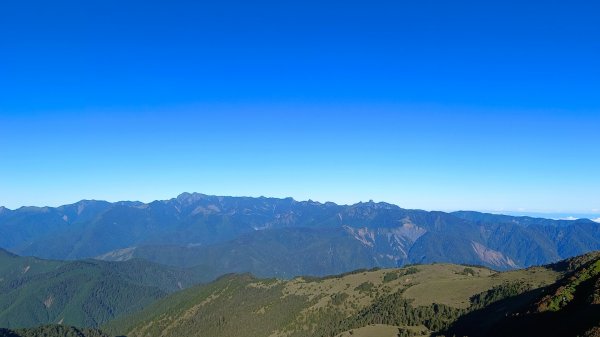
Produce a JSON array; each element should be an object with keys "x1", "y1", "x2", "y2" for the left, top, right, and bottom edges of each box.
[{"x1": 1, "y1": 1, "x2": 599, "y2": 214}]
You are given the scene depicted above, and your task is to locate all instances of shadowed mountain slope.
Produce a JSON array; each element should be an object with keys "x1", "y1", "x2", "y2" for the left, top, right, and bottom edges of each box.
[{"x1": 442, "y1": 252, "x2": 600, "y2": 337}]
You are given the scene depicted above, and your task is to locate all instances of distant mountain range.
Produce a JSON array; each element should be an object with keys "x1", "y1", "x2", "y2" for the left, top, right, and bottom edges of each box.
[{"x1": 1, "y1": 193, "x2": 600, "y2": 277}]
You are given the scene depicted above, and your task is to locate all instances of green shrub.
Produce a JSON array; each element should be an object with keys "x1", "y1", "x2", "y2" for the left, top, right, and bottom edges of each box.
[
  {"x1": 354, "y1": 282, "x2": 374, "y2": 293},
  {"x1": 383, "y1": 272, "x2": 399, "y2": 283}
]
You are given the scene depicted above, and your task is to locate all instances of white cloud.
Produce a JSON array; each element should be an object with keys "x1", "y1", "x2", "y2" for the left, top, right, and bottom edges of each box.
[
  {"x1": 593, "y1": 218, "x2": 600, "y2": 223},
  {"x1": 559, "y1": 216, "x2": 578, "y2": 221}
]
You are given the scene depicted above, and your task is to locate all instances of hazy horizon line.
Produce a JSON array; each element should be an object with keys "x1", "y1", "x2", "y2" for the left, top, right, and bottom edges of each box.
[{"x1": 2, "y1": 192, "x2": 599, "y2": 221}]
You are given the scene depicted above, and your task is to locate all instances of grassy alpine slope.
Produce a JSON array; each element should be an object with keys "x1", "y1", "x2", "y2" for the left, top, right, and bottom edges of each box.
[
  {"x1": 105, "y1": 261, "x2": 560, "y2": 337},
  {"x1": 442, "y1": 252, "x2": 600, "y2": 337}
]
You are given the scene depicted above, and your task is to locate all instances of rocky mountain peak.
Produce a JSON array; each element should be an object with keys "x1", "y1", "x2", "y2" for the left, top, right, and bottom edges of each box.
[{"x1": 176, "y1": 192, "x2": 208, "y2": 204}]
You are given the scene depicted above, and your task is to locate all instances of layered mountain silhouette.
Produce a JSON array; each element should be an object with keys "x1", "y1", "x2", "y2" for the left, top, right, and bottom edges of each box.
[{"x1": 1, "y1": 193, "x2": 599, "y2": 277}]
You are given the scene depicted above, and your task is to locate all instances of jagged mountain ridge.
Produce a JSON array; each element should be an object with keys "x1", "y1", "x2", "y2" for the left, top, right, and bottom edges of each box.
[{"x1": 2, "y1": 193, "x2": 599, "y2": 272}]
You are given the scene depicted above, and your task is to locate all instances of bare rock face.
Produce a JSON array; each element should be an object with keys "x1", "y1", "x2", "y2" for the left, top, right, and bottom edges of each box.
[
  {"x1": 471, "y1": 241, "x2": 519, "y2": 269},
  {"x1": 95, "y1": 247, "x2": 137, "y2": 261},
  {"x1": 344, "y1": 223, "x2": 427, "y2": 263},
  {"x1": 43, "y1": 295, "x2": 54, "y2": 308}
]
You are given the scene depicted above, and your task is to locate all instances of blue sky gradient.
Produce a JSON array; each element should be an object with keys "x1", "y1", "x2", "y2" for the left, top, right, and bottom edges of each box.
[{"x1": 1, "y1": 1, "x2": 599, "y2": 214}]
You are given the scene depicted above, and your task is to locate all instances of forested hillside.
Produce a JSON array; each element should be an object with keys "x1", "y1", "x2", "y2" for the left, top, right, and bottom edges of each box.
[
  {"x1": 0, "y1": 325, "x2": 109, "y2": 337},
  {"x1": 0, "y1": 249, "x2": 206, "y2": 328}
]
